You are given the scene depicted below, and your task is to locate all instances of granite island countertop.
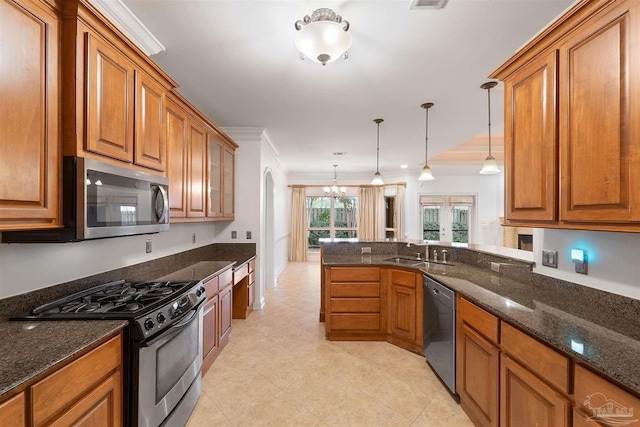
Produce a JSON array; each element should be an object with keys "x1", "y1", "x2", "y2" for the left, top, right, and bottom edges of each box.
[
  {"x1": 0, "y1": 319, "x2": 126, "y2": 399},
  {"x1": 323, "y1": 254, "x2": 640, "y2": 395}
]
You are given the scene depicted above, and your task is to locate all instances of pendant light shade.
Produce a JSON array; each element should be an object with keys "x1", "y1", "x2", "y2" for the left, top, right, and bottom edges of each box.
[
  {"x1": 479, "y1": 81, "x2": 501, "y2": 175},
  {"x1": 419, "y1": 102, "x2": 435, "y2": 181},
  {"x1": 371, "y1": 118, "x2": 384, "y2": 185}
]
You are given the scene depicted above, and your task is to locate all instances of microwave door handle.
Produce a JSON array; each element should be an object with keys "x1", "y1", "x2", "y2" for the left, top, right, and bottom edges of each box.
[{"x1": 156, "y1": 185, "x2": 169, "y2": 224}]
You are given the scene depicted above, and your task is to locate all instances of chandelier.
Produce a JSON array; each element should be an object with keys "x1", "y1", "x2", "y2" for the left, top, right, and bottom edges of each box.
[
  {"x1": 294, "y1": 8, "x2": 352, "y2": 66},
  {"x1": 323, "y1": 165, "x2": 347, "y2": 198},
  {"x1": 479, "y1": 81, "x2": 501, "y2": 174}
]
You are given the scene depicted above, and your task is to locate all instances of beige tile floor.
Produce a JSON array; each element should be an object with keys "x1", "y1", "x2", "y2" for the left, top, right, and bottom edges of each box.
[{"x1": 186, "y1": 261, "x2": 474, "y2": 427}]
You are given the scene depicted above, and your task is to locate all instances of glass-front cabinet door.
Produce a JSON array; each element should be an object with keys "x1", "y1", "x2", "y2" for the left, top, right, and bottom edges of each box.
[
  {"x1": 207, "y1": 135, "x2": 222, "y2": 218},
  {"x1": 223, "y1": 147, "x2": 234, "y2": 218}
]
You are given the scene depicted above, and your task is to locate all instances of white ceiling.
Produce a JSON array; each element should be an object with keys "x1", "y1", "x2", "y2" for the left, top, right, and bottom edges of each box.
[{"x1": 123, "y1": 0, "x2": 573, "y2": 179}]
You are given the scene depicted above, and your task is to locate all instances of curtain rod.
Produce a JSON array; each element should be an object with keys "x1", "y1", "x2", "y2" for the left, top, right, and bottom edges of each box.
[{"x1": 289, "y1": 182, "x2": 407, "y2": 188}]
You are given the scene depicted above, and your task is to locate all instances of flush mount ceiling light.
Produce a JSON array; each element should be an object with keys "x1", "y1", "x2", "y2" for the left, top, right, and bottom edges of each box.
[
  {"x1": 371, "y1": 119, "x2": 384, "y2": 186},
  {"x1": 419, "y1": 102, "x2": 435, "y2": 181},
  {"x1": 294, "y1": 8, "x2": 352, "y2": 66},
  {"x1": 479, "y1": 81, "x2": 501, "y2": 175},
  {"x1": 323, "y1": 165, "x2": 347, "y2": 199}
]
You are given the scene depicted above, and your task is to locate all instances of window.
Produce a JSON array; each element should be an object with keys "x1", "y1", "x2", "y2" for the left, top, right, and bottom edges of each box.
[
  {"x1": 420, "y1": 195, "x2": 475, "y2": 244},
  {"x1": 385, "y1": 196, "x2": 396, "y2": 240},
  {"x1": 306, "y1": 196, "x2": 357, "y2": 250}
]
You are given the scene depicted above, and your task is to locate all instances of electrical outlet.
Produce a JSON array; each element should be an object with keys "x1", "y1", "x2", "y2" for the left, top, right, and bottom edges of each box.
[
  {"x1": 146, "y1": 239, "x2": 152, "y2": 253},
  {"x1": 246, "y1": 231, "x2": 252, "y2": 239},
  {"x1": 491, "y1": 262, "x2": 501, "y2": 272},
  {"x1": 361, "y1": 247, "x2": 372, "y2": 255},
  {"x1": 192, "y1": 233, "x2": 196, "y2": 244},
  {"x1": 231, "y1": 231, "x2": 237, "y2": 239},
  {"x1": 542, "y1": 250, "x2": 558, "y2": 268}
]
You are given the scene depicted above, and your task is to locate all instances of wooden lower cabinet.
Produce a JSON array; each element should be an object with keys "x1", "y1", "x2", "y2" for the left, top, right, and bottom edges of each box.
[
  {"x1": 232, "y1": 259, "x2": 256, "y2": 319},
  {"x1": 202, "y1": 268, "x2": 233, "y2": 375},
  {"x1": 500, "y1": 354, "x2": 569, "y2": 427},
  {"x1": 387, "y1": 268, "x2": 423, "y2": 352},
  {"x1": 0, "y1": 393, "x2": 25, "y2": 427}
]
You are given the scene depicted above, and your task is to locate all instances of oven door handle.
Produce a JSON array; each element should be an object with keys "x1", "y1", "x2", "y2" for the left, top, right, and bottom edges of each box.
[{"x1": 140, "y1": 299, "x2": 204, "y2": 348}]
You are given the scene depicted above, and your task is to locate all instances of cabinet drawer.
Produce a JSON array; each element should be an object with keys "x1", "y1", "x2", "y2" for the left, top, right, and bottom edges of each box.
[
  {"x1": 249, "y1": 259, "x2": 255, "y2": 273},
  {"x1": 330, "y1": 314, "x2": 380, "y2": 330},
  {"x1": 31, "y1": 334, "x2": 122, "y2": 426},
  {"x1": 234, "y1": 264, "x2": 249, "y2": 284},
  {"x1": 458, "y1": 297, "x2": 499, "y2": 344},
  {"x1": 202, "y1": 275, "x2": 219, "y2": 296},
  {"x1": 330, "y1": 267, "x2": 380, "y2": 282},
  {"x1": 0, "y1": 392, "x2": 25, "y2": 427},
  {"x1": 390, "y1": 268, "x2": 417, "y2": 288},
  {"x1": 219, "y1": 268, "x2": 233, "y2": 288},
  {"x1": 330, "y1": 283, "x2": 379, "y2": 298},
  {"x1": 331, "y1": 298, "x2": 379, "y2": 313},
  {"x1": 501, "y1": 322, "x2": 570, "y2": 393},
  {"x1": 249, "y1": 271, "x2": 255, "y2": 285},
  {"x1": 574, "y1": 364, "x2": 640, "y2": 420}
]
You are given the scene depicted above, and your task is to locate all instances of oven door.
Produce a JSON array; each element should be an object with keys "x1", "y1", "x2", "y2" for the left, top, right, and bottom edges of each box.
[{"x1": 134, "y1": 300, "x2": 204, "y2": 427}]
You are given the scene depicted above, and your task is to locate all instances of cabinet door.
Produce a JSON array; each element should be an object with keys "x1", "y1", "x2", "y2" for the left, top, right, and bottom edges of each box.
[
  {"x1": 207, "y1": 134, "x2": 223, "y2": 218},
  {"x1": 388, "y1": 276, "x2": 416, "y2": 342},
  {"x1": 223, "y1": 146, "x2": 235, "y2": 218},
  {"x1": 187, "y1": 120, "x2": 206, "y2": 217},
  {"x1": 504, "y1": 49, "x2": 558, "y2": 223},
  {"x1": 457, "y1": 322, "x2": 499, "y2": 427},
  {"x1": 166, "y1": 99, "x2": 188, "y2": 219},
  {"x1": 86, "y1": 33, "x2": 135, "y2": 163},
  {"x1": 202, "y1": 294, "x2": 220, "y2": 375},
  {"x1": 134, "y1": 70, "x2": 166, "y2": 171},
  {"x1": 500, "y1": 354, "x2": 569, "y2": 427},
  {"x1": 219, "y1": 285, "x2": 233, "y2": 343},
  {"x1": 559, "y1": 1, "x2": 640, "y2": 223},
  {"x1": 49, "y1": 371, "x2": 122, "y2": 427},
  {"x1": 0, "y1": 0, "x2": 59, "y2": 230},
  {"x1": 0, "y1": 393, "x2": 25, "y2": 427}
]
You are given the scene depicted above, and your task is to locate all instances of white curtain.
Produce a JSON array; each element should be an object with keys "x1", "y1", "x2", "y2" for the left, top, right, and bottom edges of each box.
[
  {"x1": 289, "y1": 186, "x2": 308, "y2": 262},
  {"x1": 395, "y1": 184, "x2": 406, "y2": 241},
  {"x1": 357, "y1": 186, "x2": 385, "y2": 241}
]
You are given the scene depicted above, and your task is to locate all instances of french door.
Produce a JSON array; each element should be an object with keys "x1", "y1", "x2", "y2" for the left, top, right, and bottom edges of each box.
[{"x1": 421, "y1": 195, "x2": 475, "y2": 243}]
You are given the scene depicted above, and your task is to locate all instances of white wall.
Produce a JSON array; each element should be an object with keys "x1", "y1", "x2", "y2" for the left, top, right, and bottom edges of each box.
[
  {"x1": 0, "y1": 222, "x2": 218, "y2": 298},
  {"x1": 533, "y1": 228, "x2": 640, "y2": 300}
]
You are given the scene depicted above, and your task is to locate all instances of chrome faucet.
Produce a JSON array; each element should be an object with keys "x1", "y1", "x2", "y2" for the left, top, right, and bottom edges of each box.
[{"x1": 432, "y1": 250, "x2": 438, "y2": 262}]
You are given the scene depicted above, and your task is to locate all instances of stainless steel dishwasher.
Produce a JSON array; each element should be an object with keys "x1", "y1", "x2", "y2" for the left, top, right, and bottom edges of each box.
[{"x1": 423, "y1": 275, "x2": 457, "y2": 395}]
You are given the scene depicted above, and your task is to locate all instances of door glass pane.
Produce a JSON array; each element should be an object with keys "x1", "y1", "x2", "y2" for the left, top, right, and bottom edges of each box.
[
  {"x1": 308, "y1": 230, "x2": 329, "y2": 249},
  {"x1": 423, "y1": 206, "x2": 441, "y2": 241},
  {"x1": 306, "y1": 197, "x2": 331, "y2": 228},
  {"x1": 451, "y1": 206, "x2": 469, "y2": 243}
]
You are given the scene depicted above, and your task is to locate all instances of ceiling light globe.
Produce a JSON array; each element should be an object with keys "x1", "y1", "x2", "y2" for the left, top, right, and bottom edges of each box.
[
  {"x1": 479, "y1": 156, "x2": 500, "y2": 174},
  {"x1": 295, "y1": 21, "x2": 352, "y2": 65},
  {"x1": 371, "y1": 172, "x2": 384, "y2": 186},
  {"x1": 419, "y1": 165, "x2": 435, "y2": 181}
]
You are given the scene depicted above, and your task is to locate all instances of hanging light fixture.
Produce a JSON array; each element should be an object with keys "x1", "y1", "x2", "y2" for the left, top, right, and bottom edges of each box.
[
  {"x1": 419, "y1": 102, "x2": 435, "y2": 181},
  {"x1": 371, "y1": 118, "x2": 384, "y2": 185},
  {"x1": 323, "y1": 165, "x2": 347, "y2": 199},
  {"x1": 479, "y1": 81, "x2": 501, "y2": 175},
  {"x1": 294, "y1": 8, "x2": 352, "y2": 66}
]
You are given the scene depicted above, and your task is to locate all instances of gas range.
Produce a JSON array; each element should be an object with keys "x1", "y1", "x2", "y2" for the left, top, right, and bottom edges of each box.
[{"x1": 14, "y1": 279, "x2": 206, "y2": 341}]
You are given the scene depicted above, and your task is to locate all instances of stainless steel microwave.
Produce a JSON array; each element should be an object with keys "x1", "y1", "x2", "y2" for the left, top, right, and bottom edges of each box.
[{"x1": 3, "y1": 157, "x2": 169, "y2": 243}]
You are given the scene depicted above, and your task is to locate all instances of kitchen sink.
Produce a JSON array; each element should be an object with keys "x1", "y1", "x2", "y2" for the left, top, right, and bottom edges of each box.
[{"x1": 383, "y1": 257, "x2": 454, "y2": 267}]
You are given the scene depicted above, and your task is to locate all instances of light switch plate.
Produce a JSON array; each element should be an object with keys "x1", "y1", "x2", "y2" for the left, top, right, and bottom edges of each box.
[
  {"x1": 231, "y1": 231, "x2": 237, "y2": 239},
  {"x1": 542, "y1": 250, "x2": 558, "y2": 268}
]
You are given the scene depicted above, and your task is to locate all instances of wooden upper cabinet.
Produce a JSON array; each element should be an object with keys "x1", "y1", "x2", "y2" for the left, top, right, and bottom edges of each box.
[
  {"x1": 559, "y1": 1, "x2": 640, "y2": 223},
  {"x1": 86, "y1": 32, "x2": 135, "y2": 163},
  {"x1": 223, "y1": 146, "x2": 235, "y2": 219},
  {"x1": 188, "y1": 120, "x2": 207, "y2": 218},
  {"x1": 166, "y1": 99, "x2": 189, "y2": 219},
  {"x1": 493, "y1": 0, "x2": 640, "y2": 231},
  {"x1": 207, "y1": 133, "x2": 223, "y2": 218},
  {"x1": 504, "y1": 50, "x2": 558, "y2": 223},
  {"x1": 0, "y1": 0, "x2": 60, "y2": 231},
  {"x1": 134, "y1": 70, "x2": 166, "y2": 171}
]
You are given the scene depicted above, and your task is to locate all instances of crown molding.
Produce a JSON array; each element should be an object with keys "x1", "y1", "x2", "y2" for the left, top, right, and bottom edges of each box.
[{"x1": 88, "y1": 0, "x2": 165, "y2": 56}]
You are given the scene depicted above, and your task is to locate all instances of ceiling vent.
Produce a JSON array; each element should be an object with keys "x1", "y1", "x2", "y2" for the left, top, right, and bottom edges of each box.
[{"x1": 410, "y1": 0, "x2": 448, "y2": 10}]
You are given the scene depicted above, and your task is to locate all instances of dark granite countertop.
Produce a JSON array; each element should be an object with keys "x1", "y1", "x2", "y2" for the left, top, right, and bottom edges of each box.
[
  {"x1": 0, "y1": 319, "x2": 126, "y2": 399},
  {"x1": 155, "y1": 260, "x2": 235, "y2": 282},
  {"x1": 323, "y1": 254, "x2": 640, "y2": 395}
]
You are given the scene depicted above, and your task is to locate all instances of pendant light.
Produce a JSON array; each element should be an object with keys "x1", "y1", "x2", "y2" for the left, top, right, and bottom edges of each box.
[
  {"x1": 479, "y1": 81, "x2": 501, "y2": 174},
  {"x1": 371, "y1": 118, "x2": 384, "y2": 185},
  {"x1": 419, "y1": 102, "x2": 435, "y2": 181}
]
